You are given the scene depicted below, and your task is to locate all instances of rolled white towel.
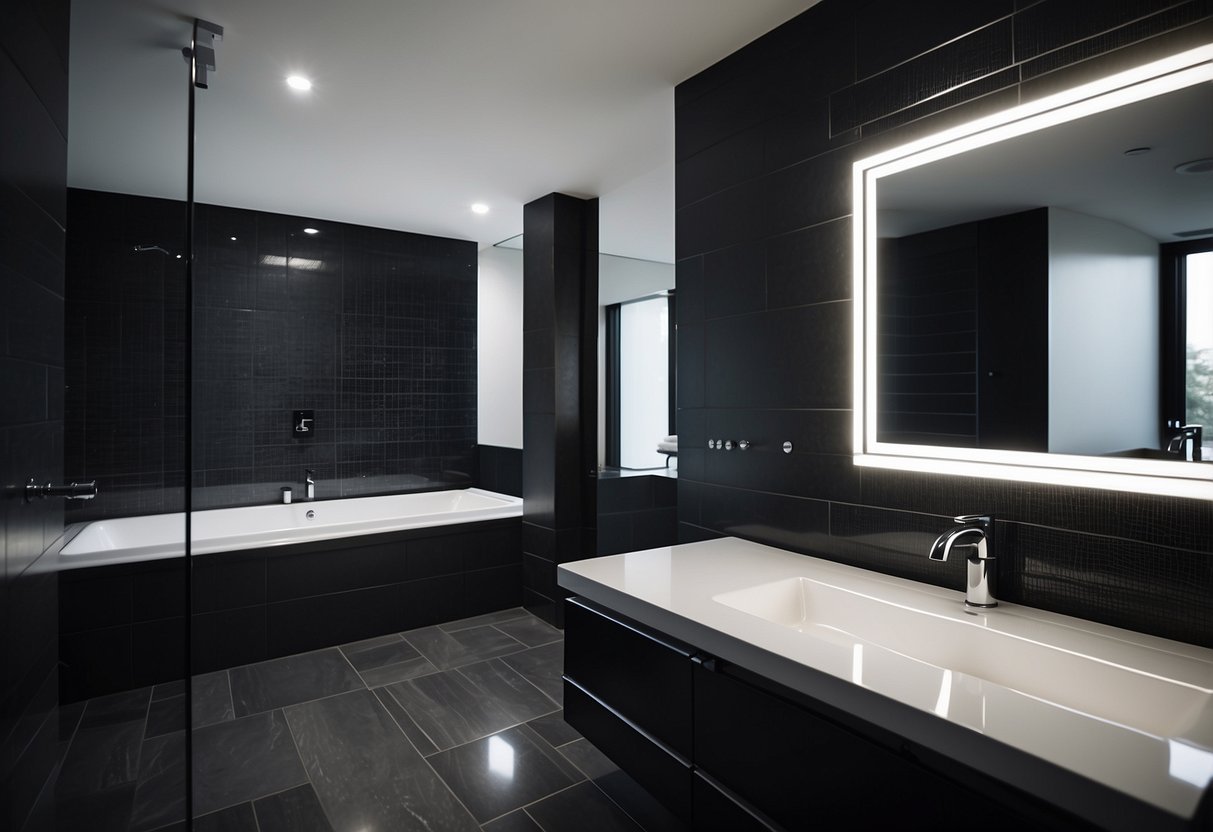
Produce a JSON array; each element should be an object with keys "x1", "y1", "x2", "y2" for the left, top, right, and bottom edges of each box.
[{"x1": 656, "y1": 436, "x2": 678, "y2": 453}]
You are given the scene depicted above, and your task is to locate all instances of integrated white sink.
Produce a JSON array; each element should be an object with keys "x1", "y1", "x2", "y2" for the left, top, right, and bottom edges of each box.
[{"x1": 713, "y1": 576, "x2": 1213, "y2": 738}]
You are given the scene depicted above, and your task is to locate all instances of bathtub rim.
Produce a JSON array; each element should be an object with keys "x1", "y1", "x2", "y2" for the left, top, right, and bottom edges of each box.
[{"x1": 55, "y1": 487, "x2": 522, "y2": 571}]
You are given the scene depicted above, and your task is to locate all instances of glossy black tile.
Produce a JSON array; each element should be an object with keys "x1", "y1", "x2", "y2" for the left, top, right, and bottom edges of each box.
[
  {"x1": 483, "y1": 810, "x2": 544, "y2": 832},
  {"x1": 192, "y1": 710, "x2": 308, "y2": 816},
  {"x1": 857, "y1": 0, "x2": 1013, "y2": 79},
  {"x1": 1013, "y1": 0, "x2": 1196, "y2": 62},
  {"x1": 193, "y1": 802, "x2": 259, "y2": 832},
  {"x1": 525, "y1": 780, "x2": 643, "y2": 832},
  {"x1": 382, "y1": 669, "x2": 517, "y2": 751},
  {"x1": 499, "y1": 642, "x2": 564, "y2": 706},
  {"x1": 266, "y1": 584, "x2": 401, "y2": 657},
  {"x1": 404, "y1": 624, "x2": 526, "y2": 671},
  {"x1": 284, "y1": 689, "x2": 478, "y2": 831},
  {"x1": 229, "y1": 648, "x2": 363, "y2": 717},
  {"x1": 253, "y1": 783, "x2": 335, "y2": 832},
  {"x1": 458, "y1": 658, "x2": 560, "y2": 722},
  {"x1": 527, "y1": 710, "x2": 582, "y2": 749},
  {"x1": 427, "y1": 724, "x2": 582, "y2": 822},
  {"x1": 765, "y1": 217, "x2": 851, "y2": 310}
]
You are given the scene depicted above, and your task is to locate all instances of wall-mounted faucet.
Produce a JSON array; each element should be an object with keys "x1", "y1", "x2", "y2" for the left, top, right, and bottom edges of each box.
[
  {"x1": 1166, "y1": 424, "x2": 1203, "y2": 461},
  {"x1": 928, "y1": 514, "x2": 997, "y2": 610},
  {"x1": 305, "y1": 469, "x2": 315, "y2": 500}
]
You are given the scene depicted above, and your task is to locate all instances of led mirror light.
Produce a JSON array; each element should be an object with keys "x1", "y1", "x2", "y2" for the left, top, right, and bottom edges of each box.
[
  {"x1": 286, "y1": 75, "x2": 312, "y2": 92},
  {"x1": 852, "y1": 44, "x2": 1213, "y2": 501}
]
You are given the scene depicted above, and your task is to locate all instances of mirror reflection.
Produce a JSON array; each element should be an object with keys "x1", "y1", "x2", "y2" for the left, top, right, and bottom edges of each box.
[{"x1": 875, "y1": 80, "x2": 1213, "y2": 463}]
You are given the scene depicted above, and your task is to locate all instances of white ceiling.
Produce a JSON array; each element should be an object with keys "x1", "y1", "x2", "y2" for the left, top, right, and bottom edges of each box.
[{"x1": 68, "y1": 0, "x2": 819, "y2": 263}]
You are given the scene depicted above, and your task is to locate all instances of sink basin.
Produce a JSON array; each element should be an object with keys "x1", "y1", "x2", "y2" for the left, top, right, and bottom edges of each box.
[{"x1": 713, "y1": 576, "x2": 1213, "y2": 738}]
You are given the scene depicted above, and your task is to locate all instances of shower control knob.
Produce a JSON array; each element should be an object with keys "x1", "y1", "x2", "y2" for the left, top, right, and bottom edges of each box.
[
  {"x1": 738, "y1": 440, "x2": 751, "y2": 450},
  {"x1": 782, "y1": 441, "x2": 793, "y2": 454},
  {"x1": 724, "y1": 440, "x2": 734, "y2": 451}
]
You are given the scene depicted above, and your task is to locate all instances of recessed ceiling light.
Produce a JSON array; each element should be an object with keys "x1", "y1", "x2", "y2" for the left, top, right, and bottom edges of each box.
[
  {"x1": 471, "y1": 203, "x2": 490, "y2": 215},
  {"x1": 1123, "y1": 146, "x2": 1151, "y2": 156},
  {"x1": 229, "y1": 236, "x2": 238, "y2": 241},
  {"x1": 303, "y1": 227, "x2": 319, "y2": 235},
  {"x1": 1174, "y1": 157, "x2": 1213, "y2": 175},
  {"x1": 286, "y1": 75, "x2": 312, "y2": 92}
]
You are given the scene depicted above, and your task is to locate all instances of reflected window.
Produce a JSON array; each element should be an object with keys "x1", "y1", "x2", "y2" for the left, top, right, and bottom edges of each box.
[
  {"x1": 1161, "y1": 239, "x2": 1213, "y2": 457},
  {"x1": 606, "y1": 294, "x2": 675, "y2": 469}
]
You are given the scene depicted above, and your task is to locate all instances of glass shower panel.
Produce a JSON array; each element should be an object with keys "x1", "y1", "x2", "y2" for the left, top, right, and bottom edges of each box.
[{"x1": 42, "y1": 2, "x2": 194, "y2": 829}]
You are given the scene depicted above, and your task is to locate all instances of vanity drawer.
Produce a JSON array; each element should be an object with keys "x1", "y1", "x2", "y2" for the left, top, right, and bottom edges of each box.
[
  {"x1": 564, "y1": 678, "x2": 693, "y2": 823},
  {"x1": 692, "y1": 770, "x2": 780, "y2": 832},
  {"x1": 562, "y1": 597, "x2": 693, "y2": 757},
  {"x1": 693, "y1": 660, "x2": 1057, "y2": 832}
]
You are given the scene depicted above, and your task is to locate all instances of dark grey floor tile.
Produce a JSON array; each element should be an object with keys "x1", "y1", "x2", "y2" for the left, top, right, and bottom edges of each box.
[
  {"x1": 192, "y1": 710, "x2": 308, "y2": 816},
  {"x1": 558, "y1": 738, "x2": 618, "y2": 780},
  {"x1": 594, "y1": 769, "x2": 686, "y2": 832},
  {"x1": 358, "y1": 654, "x2": 439, "y2": 688},
  {"x1": 441, "y1": 607, "x2": 530, "y2": 632},
  {"x1": 284, "y1": 689, "x2": 479, "y2": 832},
  {"x1": 339, "y1": 633, "x2": 417, "y2": 671},
  {"x1": 130, "y1": 731, "x2": 187, "y2": 832},
  {"x1": 79, "y1": 687, "x2": 152, "y2": 729},
  {"x1": 492, "y1": 616, "x2": 562, "y2": 648},
  {"x1": 48, "y1": 785, "x2": 136, "y2": 832},
  {"x1": 373, "y1": 687, "x2": 439, "y2": 756},
  {"x1": 500, "y1": 642, "x2": 564, "y2": 705},
  {"x1": 525, "y1": 781, "x2": 642, "y2": 832},
  {"x1": 427, "y1": 724, "x2": 582, "y2": 823},
  {"x1": 146, "y1": 695, "x2": 186, "y2": 739},
  {"x1": 193, "y1": 671, "x2": 235, "y2": 728},
  {"x1": 458, "y1": 658, "x2": 560, "y2": 722},
  {"x1": 383, "y1": 669, "x2": 517, "y2": 751},
  {"x1": 55, "y1": 720, "x2": 145, "y2": 797},
  {"x1": 405, "y1": 625, "x2": 526, "y2": 670},
  {"x1": 194, "y1": 801, "x2": 258, "y2": 832},
  {"x1": 152, "y1": 679, "x2": 185, "y2": 701},
  {"x1": 483, "y1": 808, "x2": 543, "y2": 831},
  {"x1": 253, "y1": 783, "x2": 335, "y2": 832},
  {"x1": 229, "y1": 648, "x2": 363, "y2": 717},
  {"x1": 526, "y1": 711, "x2": 580, "y2": 748}
]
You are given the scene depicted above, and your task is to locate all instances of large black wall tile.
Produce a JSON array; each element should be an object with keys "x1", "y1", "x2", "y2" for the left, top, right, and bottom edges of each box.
[{"x1": 676, "y1": 0, "x2": 1213, "y2": 649}]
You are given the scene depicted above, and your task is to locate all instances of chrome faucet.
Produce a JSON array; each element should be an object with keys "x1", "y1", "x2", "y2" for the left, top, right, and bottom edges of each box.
[
  {"x1": 305, "y1": 469, "x2": 315, "y2": 500},
  {"x1": 929, "y1": 514, "x2": 997, "y2": 610},
  {"x1": 1166, "y1": 424, "x2": 1203, "y2": 461}
]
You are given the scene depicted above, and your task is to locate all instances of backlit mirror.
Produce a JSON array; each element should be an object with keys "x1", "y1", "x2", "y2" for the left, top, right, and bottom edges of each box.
[{"x1": 853, "y1": 44, "x2": 1213, "y2": 499}]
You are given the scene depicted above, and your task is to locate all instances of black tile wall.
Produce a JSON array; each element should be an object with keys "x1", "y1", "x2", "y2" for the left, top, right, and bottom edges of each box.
[
  {"x1": 64, "y1": 190, "x2": 479, "y2": 520},
  {"x1": 477, "y1": 444, "x2": 523, "y2": 497},
  {"x1": 0, "y1": 2, "x2": 68, "y2": 828},
  {"x1": 676, "y1": 0, "x2": 1213, "y2": 648},
  {"x1": 596, "y1": 475, "x2": 678, "y2": 557}
]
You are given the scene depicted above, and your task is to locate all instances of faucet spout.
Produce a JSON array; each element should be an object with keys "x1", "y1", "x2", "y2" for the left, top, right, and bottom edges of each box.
[
  {"x1": 928, "y1": 514, "x2": 997, "y2": 610},
  {"x1": 305, "y1": 468, "x2": 315, "y2": 500}
]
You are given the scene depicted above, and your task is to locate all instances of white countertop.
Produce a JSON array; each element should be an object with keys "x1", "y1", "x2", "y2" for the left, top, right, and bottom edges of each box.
[{"x1": 558, "y1": 538, "x2": 1213, "y2": 828}]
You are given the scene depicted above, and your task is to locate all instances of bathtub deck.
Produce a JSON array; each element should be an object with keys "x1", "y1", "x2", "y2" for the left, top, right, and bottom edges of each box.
[{"x1": 30, "y1": 608, "x2": 676, "y2": 832}]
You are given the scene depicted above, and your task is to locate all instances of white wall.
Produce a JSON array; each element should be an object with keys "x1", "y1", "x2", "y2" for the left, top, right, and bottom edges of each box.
[
  {"x1": 477, "y1": 246, "x2": 524, "y2": 449},
  {"x1": 1048, "y1": 208, "x2": 1158, "y2": 454}
]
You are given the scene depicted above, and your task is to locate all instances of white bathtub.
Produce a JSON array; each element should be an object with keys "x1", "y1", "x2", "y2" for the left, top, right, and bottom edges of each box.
[{"x1": 58, "y1": 487, "x2": 523, "y2": 570}]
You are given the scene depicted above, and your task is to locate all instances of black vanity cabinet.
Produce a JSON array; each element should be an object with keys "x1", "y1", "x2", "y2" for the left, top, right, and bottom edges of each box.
[
  {"x1": 563, "y1": 597, "x2": 1096, "y2": 832},
  {"x1": 563, "y1": 598, "x2": 696, "y2": 822}
]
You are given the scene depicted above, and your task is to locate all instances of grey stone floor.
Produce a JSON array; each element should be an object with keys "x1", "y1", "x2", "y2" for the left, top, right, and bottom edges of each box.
[{"x1": 26, "y1": 608, "x2": 684, "y2": 832}]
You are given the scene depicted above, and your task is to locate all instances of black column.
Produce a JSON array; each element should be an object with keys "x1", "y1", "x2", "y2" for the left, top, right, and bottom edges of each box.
[{"x1": 522, "y1": 193, "x2": 598, "y2": 627}]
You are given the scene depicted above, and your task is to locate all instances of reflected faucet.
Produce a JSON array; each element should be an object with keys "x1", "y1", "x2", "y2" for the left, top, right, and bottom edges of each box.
[
  {"x1": 305, "y1": 469, "x2": 315, "y2": 500},
  {"x1": 929, "y1": 514, "x2": 997, "y2": 610},
  {"x1": 1166, "y1": 424, "x2": 1203, "y2": 461}
]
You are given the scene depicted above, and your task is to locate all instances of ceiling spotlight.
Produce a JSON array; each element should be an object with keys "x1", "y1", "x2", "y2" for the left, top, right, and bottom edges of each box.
[
  {"x1": 471, "y1": 203, "x2": 490, "y2": 215},
  {"x1": 1174, "y1": 158, "x2": 1213, "y2": 175},
  {"x1": 229, "y1": 236, "x2": 238, "y2": 241},
  {"x1": 303, "y1": 227, "x2": 320, "y2": 235},
  {"x1": 286, "y1": 75, "x2": 313, "y2": 92}
]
